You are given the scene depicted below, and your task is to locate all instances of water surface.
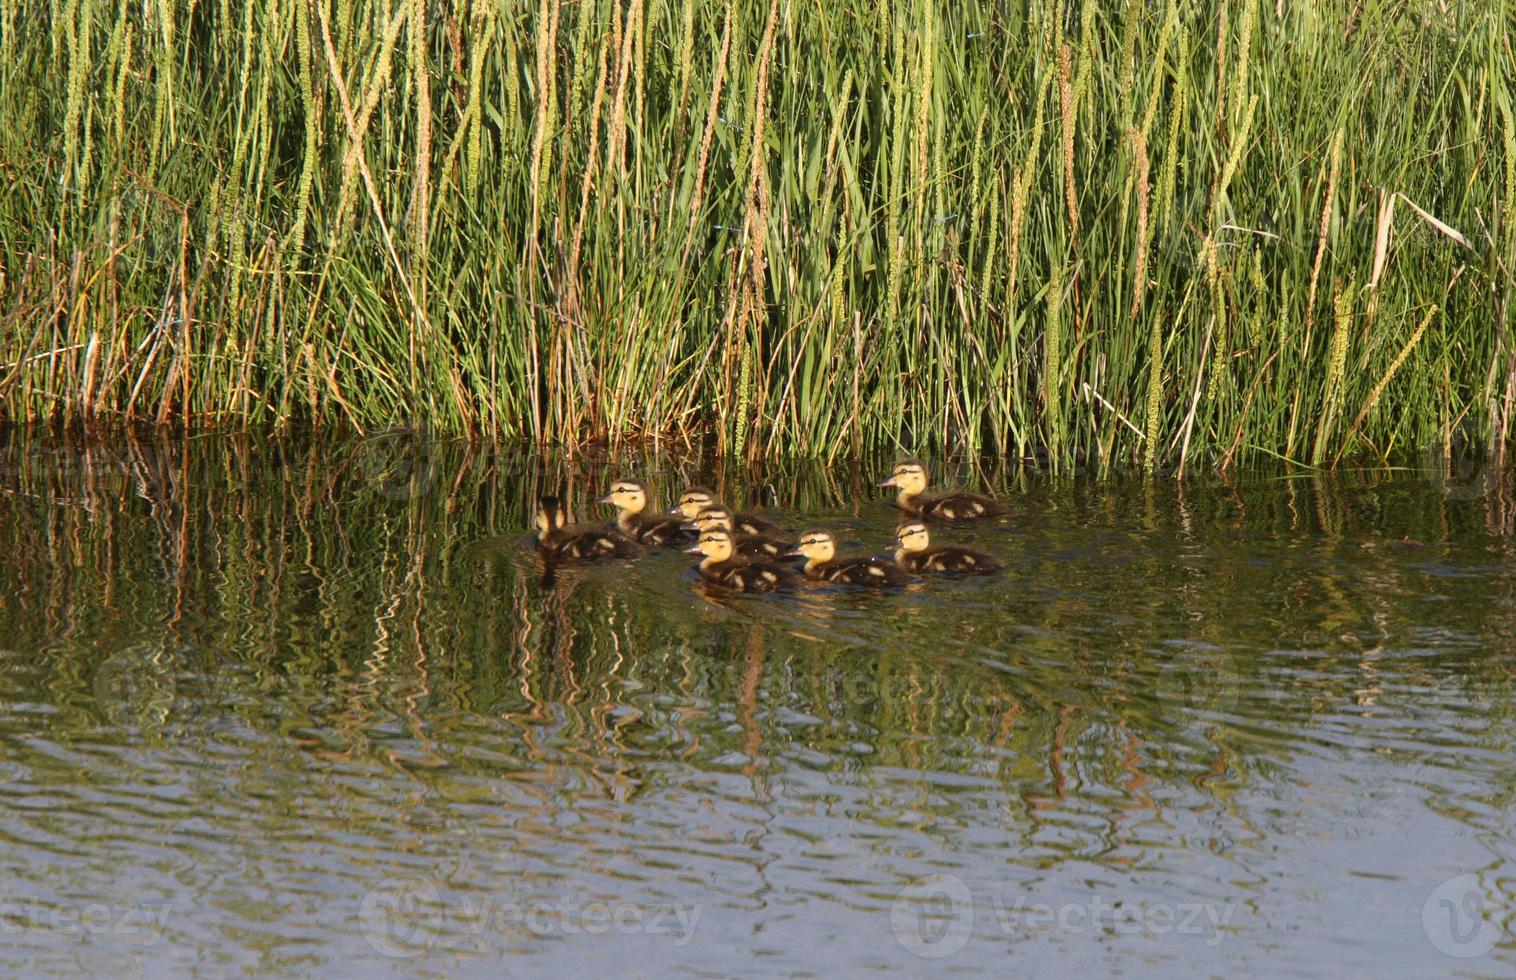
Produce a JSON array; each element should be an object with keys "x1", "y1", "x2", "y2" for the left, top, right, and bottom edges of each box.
[{"x1": 0, "y1": 432, "x2": 1513, "y2": 976}]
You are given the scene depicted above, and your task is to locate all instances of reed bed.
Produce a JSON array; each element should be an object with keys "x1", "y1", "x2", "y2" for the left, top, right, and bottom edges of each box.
[{"x1": 0, "y1": 0, "x2": 1512, "y2": 471}]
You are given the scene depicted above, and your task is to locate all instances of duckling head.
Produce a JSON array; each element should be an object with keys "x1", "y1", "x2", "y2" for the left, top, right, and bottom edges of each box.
[
  {"x1": 785, "y1": 529, "x2": 837, "y2": 569},
  {"x1": 597, "y1": 479, "x2": 648, "y2": 514},
  {"x1": 894, "y1": 520, "x2": 931, "y2": 557},
  {"x1": 689, "y1": 504, "x2": 735, "y2": 533},
  {"x1": 879, "y1": 459, "x2": 929, "y2": 496},
  {"x1": 685, "y1": 527, "x2": 736, "y2": 563},
  {"x1": 673, "y1": 486, "x2": 719, "y2": 519},
  {"x1": 535, "y1": 495, "x2": 568, "y2": 535}
]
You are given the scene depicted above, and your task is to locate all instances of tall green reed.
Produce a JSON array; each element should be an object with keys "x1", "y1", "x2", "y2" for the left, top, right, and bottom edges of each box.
[{"x1": 0, "y1": 0, "x2": 1511, "y2": 471}]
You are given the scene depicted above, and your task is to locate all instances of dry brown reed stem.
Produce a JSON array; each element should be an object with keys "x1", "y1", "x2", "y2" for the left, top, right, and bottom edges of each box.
[
  {"x1": 329, "y1": 2, "x2": 409, "y2": 247},
  {"x1": 746, "y1": 0, "x2": 780, "y2": 305},
  {"x1": 568, "y1": 34, "x2": 611, "y2": 293},
  {"x1": 314, "y1": 3, "x2": 432, "y2": 364},
  {"x1": 1130, "y1": 127, "x2": 1151, "y2": 323},
  {"x1": 683, "y1": 2, "x2": 733, "y2": 254},
  {"x1": 1335, "y1": 304, "x2": 1438, "y2": 464},
  {"x1": 1305, "y1": 127, "x2": 1345, "y2": 337},
  {"x1": 1057, "y1": 43, "x2": 1078, "y2": 248},
  {"x1": 527, "y1": 0, "x2": 560, "y2": 257},
  {"x1": 913, "y1": 0, "x2": 933, "y2": 269},
  {"x1": 606, "y1": 0, "x2": 641, "y2": 186},
  {"x1": 409, "y1": 0, "x2": 429, "y2": 307}
]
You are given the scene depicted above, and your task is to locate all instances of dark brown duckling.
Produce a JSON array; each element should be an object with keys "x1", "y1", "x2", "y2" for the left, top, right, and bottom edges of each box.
[
  {"x1": 786, "y1": 529, "x2": 918, "y2": 588},
  {"x1": 892, "y1": 521, "x2": 1003, "y2": 575},
  {"x1": 879, "y1": 459, "x2": 1006, "y2": 521},
  {"x1": 672, "y1": 486, "x2": 786, "y2": 537},
  {"x1": 685, "y1": 528, "x2": 800, "y2": 592},
  {"x1": 685, "y1": 505, "x2": 793, "y2": 559},
  {"x1": 599, "y1": 479, "x2": 693, "y2": 546},
  {"x1": 534, "y1": 496, "x2": 641, "y2": 559}
]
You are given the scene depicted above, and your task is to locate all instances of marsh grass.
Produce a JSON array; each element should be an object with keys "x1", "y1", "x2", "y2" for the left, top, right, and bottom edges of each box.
[{"x1": 0, "y1": 0, "x2": 1512, "y2": 472}]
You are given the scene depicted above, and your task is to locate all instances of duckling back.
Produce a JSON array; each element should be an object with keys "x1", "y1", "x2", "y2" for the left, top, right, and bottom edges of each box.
[
  {"x1": 908, "y1": 490, "x2": 1006, "y2": 521},
  {"x1": 815, "y1": 556, "x2": 918, "y2": 588},
  {"x1": 627, "y1": 511, "x2": 695, "y2": 546},
  {"x1": 549, "y1": 528, "x2": 641, "y2": 560},
  {"x1": 701, "y1": 556, "x2": 800, "y2": 592},
  {"x1": 901, "y1": 545, "x2": 1002, "y2": 574}
]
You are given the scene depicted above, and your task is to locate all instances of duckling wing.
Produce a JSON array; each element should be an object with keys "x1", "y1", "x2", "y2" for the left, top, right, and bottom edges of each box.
[
  {"x1": 637, "y1": 516, "x2": 695, "y2": 546},
  {"x1": 587, "y1": 530, "x2": 642, "y2": 558},
  {"x1": 874, "y1": 559, "x2": 920, "y2": 585},
  {"x1": 897, "y1": 551, "x2": 930, "y2": 572},
  {"x1": 736, "y1": 513, "x2": 785, "y2": 536},
  {"x1": 736, "y1": 534, "x2": 787, "y2": 558},
  {"x1": 923, "y1": 491, "x2": 1004, "y2": 521},
  {"x1": 929, "y1": 546, "x2": 1003, "y2": 574},
  {"x1": 823, "y1": 557, "x2": 893, "y2": 586},
  {"x1": 734, "y1": 561, "x2": 798, "y2": 591}
]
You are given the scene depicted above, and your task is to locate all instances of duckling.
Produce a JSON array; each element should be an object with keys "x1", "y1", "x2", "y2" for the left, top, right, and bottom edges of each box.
[
  {"x1": 534, "y1": 496, "x2": 641, "y2": 559},
  {"x1": 893, "y1": 521, "x2": 1003, "y2": 574},
  {"x1": 672, "y1": 486, "x2": 786, "y2": 537},
  {"x1": 685, "y1": 528, "x2": 800, "y2": 592},
  {"x1": 686, "y1": 505, "x2": 793, "y2": 559},
  {"x1": 599, "y1": 479, "x2": 693, "y2": 546},
  {"x1": 786, "y1": 529, "x2": 918, "y2": 588},
  {"x1": 879, "y1": 459, "x2": 1006, "y2": 521}
]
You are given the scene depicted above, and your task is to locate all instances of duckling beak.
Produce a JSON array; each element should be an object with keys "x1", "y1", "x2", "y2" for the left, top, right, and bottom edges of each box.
[
  {"x1": 596, "y1": 494, "x2": 615, "y2": 505},
  {"x1": 781, "y1": 547, "x2": 805, "y2": 558},
  {"x1": 877, "y1": 477, "x2": 898, "y2": 488},
  {"x1": 683, "y1": 543, "x2": 705, "y2": 554},
  {"x1": 668, "y1": 506, "x2": 683, "y2": 515},
  {"x1": 679, "y1": 520, "x2": 699, "y2": 531}
]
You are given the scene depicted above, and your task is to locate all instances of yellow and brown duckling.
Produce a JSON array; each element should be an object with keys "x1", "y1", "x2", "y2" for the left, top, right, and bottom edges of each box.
[
  {"x1": 598, "y1": 479, "x2": 693, "y2": 546},
  {"x1": 786, "y1": 529, "x2": 918, "y2": 588},
  {"x1": 686, "y1": 505, "x2": 793, "y2": 559},
  {"x1": 879, "y1": 459, "x2": 1005, "y2": 521},
  {"x1": 534, "y1": 496, "x2": 641, "y2": 560},
  {"x1": 672, "y1": 486, "x2": 786, "y2": 537},
  {"x1": 893, "y1": 521, "x2": 1003, "y2": 574},
  {"x1": 685, "y1": 528, "x2": 800, "y2": 592}
]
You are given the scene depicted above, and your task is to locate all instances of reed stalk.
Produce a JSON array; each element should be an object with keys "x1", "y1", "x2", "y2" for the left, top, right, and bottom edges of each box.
[{"x1": 0, "y1": 0, "x2": 1506, "y2": 470}]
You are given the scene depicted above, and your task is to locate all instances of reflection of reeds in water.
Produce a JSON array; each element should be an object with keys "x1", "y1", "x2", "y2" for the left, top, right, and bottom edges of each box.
[
  {"x1": 1, "y1": 432, "x2": 1515, "y2": 842},
  {"x1": 1, "y1": 1, "x2": 1511, "y2": 469}
]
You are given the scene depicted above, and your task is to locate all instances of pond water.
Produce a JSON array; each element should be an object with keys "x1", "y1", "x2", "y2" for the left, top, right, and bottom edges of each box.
[{"x1": 0, "y1": 431, "x2": 1512, "y2": 976}]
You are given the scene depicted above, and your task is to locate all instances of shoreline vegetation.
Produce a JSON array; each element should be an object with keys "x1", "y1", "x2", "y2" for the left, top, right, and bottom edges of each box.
[{"x1": 0, "y1": 0, "x2": 1512, "y2": 472}]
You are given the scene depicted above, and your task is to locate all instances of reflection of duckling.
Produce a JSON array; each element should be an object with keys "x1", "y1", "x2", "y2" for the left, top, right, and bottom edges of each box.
[
  {"x1": 687, "y1": 505, "x2": 792, "y2": 558},
  {"x1": 598, "y1": 479, "x2": 692, "y2": 546},
  {"x1": 534, "y1": 496, "x2": 641, "y2": 559},
  {"x1": 879, "y1": 459, "x2": 1005, "y2": 520},
  {"x1": 685, "y1": 529, "x2": 800, "y2": 592},
  {"x1": 893, "y1": 521, "x2": 1003, "y2": 574},
  {"x1": 786, "y1": 529, "x2": 918, "y2": 588},
  {"x1": 672, "y1": 486, "x2": 785, "y2": 536}
]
